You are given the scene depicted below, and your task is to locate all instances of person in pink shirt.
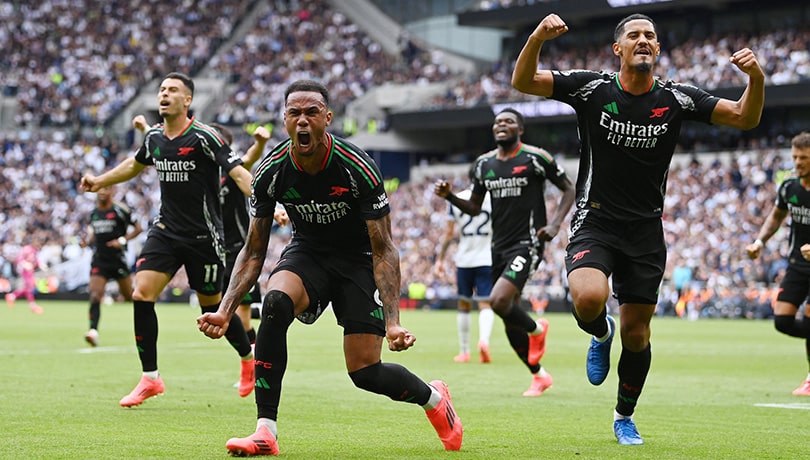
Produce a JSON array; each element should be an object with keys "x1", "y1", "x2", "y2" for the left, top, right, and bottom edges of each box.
[{"x1": 6, "y1": 240, "x2": 44, "y2": 314}]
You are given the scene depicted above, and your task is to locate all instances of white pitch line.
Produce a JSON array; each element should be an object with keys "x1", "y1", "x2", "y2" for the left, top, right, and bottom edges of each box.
[
  {"x1": 754, "y1": 403, "x2": 810, "y2": 410},
  {"x1": 0, "y1": 342, "x2": 210, "y2": 356}
]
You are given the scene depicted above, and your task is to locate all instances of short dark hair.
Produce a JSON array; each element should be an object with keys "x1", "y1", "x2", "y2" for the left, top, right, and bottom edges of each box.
[
  {"x1": 210, "y1": 122, "x2": 234, "y2": 145},
  {"x1": 614, "y1": 14, "x2": 657, "y2": 42},
  {"x1": 285, "y1": 79, "x2": 329, "y2": 107},
  {"x1": 497, "y1": 108, "x2": 524, "y2": 128},
  {"x1": 164, "y1": 72, "x2": 195, "y2": 96},
  {"x1": 792, "y1": 132, "x2": 810, "y2": 150}
]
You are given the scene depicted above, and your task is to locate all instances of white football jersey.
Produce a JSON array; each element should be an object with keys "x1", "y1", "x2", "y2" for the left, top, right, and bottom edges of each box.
[{"x1": 449, "y1": 188, "x2": 492, "y2": 268}]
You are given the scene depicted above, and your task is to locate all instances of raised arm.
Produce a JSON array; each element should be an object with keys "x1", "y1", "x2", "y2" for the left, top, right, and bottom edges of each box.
[
  {"x1": 511, "y1": 14, "x2": 569, "y2": 97},
  {"x1": 80, "y1": 157, "x2": 145, "y2": 192},
  {"x1": 710, "y1": 48, "x2": 765, "y2": 130},
  {"x1": 746, "y1": 206, "x2": 787, "y2": 259},
  {"x1": 433, "y1": 180, "x2": 484, "y2": 216},
  {"x1": 228, "y1": 164, "x2": 254, "y2": 197},
  {"x1": 241, "y1": 126, "x2": 271, "y2": 171}
]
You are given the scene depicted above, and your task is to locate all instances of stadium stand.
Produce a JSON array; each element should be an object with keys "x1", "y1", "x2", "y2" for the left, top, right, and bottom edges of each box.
[{"x1": 0, "y1": 0, "x2": 807, "y2": 318}]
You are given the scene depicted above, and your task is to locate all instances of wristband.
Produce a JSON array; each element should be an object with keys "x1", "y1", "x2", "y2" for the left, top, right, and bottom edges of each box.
[
  {"x1": 753, "y1": 239, "x2": 764, "y2": 248},
  {"x1": 118, "y1": 236, "x2": 127, "y2": 246}
]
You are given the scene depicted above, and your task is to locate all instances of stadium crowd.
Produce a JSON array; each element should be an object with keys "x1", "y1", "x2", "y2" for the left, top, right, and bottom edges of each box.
[
  {"x1": 0, "y1": 129, "x2": 793, "y2": 319},
  {"x1": 3, "y1": 0, "x2": 809, "y2": 131},
  {"x1": 428, "y1": 26, "x2": 810, "y2": 110},
  {"x1": 1, "y1": 0, "x2": 254, "y2": 127},
  {"x1": 0, "y1": 0, "x2": 804, "y2": 319}
]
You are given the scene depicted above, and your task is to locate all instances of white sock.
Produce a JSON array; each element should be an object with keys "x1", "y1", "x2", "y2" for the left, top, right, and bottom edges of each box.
[
  {"x1": 478, "y1": 308, "x2": 495, "y2": 344},
  {"x1": 530, "y1": 318, "x2": 544, "y2": 336},
  {"x1": 422, "y1": 385, "x2": 442, "y2": 410},
  {"x1": 595, "y1": 317, "x2": 613, "y2": 343},
  {"x1": 805, "y1": 372, "x2": 810, "y2": 381},
  {"x1": 535, "y1": 367, "x2": 549, "y2": 378},
  {"x1": 143, "y1": 371, "x2": 159, "y2": 380},
  {"x1": 614, "y1": 410, "x2": 631, "y2": 421},
  {"x1": 457, "y1": 311, "x2": 470, "y2": 354},
  {"x1": 257, "y1": 418, "x2": 278, "y2": 438}
]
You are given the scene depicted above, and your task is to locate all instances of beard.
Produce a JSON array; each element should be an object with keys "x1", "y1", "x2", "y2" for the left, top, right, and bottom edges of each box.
[{"x1": 635, "y1": 62, "x2": 652, "y2": 73}]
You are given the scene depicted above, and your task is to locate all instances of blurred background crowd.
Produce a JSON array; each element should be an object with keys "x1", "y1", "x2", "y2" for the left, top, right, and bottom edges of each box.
[{"x1": 1, "y1": 0, "x2": 808, "y2": 318}]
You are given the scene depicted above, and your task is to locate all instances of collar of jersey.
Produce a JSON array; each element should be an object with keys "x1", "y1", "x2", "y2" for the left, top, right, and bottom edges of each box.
[
  {"x1": 614, "y1": 73, "x2": 657, "y2": 93},
  {"x1": 289, "y1": 132, "x2": 333, "y2": 172}
]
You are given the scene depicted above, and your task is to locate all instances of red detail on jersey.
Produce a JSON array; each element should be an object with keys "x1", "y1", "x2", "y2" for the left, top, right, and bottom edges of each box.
[
  {"x1": 106, "y1": 212, "x2": 115, "y2": 219},
  {"x1": 512, "y1": 165, "x2": 528, "y2": 175},
  {"x1": 178, "y1": 147, "x2": 194, "y2": 156},
  {"x1": 136, "y1": 257, "x2": 146, "y2": 267},
  {"x1": 649, "y1": 107, "x2": 670, "y2": 118},
  {"x1": 572, "y1": 249, "x2": 591, "y2": 262},
  {"x1": 329, "y1": 186, "x2": 350, "y2": 197}
]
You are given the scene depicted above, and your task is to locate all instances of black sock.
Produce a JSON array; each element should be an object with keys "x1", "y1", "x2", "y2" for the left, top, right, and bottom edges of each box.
[
  {"x1": 504, "y1": 323, "x2": 541, "y2": 373},
  {"x1": 89, "y1": 300, "x2": 100, "y2": 330},
  {"x1": 246, "y1": 327, "x2": 256, "y2": 345},
  {"x1": 501, "y1": 302, "x2": 537, "y2": 332},
  {"x1": 349, "y1": 361, "x2": 432, "y2": 406},
  {"x1": 255, "y1": 290, "x2": 295, "y2": 421},
  {"x1": 133, "y1": 300, "x2": 158, "y2": 372},
  {"x1": 201, "y1": 304, "x2": 252, "y2": 357},
  {"x1": 616, "y1": 344, "x2": 651, "y2": 417},
  {"x1": 574, "y1": 308, "x2": 608, "y2": 337},
  {"x1": 775, "y1": 314, "x2": 806, "y2": 338}
]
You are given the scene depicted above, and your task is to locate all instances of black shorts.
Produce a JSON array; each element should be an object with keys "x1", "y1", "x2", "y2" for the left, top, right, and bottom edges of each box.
[
  {"x1": 224, "y1": 248, "x2": 262, "y2": 304},
  {"x1": 271, "y1": 242, "x2": 385, "y2": 336},
  {"x1": 90, "y1": 254, "x2": 130, "y2": 280},
  {"x1": 491, "y1": 244, "x2": 542, "y2": 292},
  {"x1": 136, "y1": 231, "x2": 225, "y2": 296},
  {"x1": 565, "y1": 217, "x2": 666, "y2": 305},
  {"x1": 776, "y1": 265, "x2": 810, "y2": 306}
]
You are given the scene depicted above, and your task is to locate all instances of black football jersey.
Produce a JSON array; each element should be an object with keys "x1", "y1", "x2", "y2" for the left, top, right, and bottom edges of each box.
[
  {"x1": 89, "y1": 202, "x2": 136, "y2": 258},
  {"x1": 134, "y1": 117, "x2": 243, "y2": 242},
  {"x1": 251, "y1": 133, "x2": 389, "y2": 253},
  {"x1": 551, "y1": 70, "x2": 719, "y2": 224},
  {"x1": 471, "y1": 143, "x2": 567, "y2": 253},
  {"x1": 776, "y1": 177, "x2": 810, "y2": 270}
]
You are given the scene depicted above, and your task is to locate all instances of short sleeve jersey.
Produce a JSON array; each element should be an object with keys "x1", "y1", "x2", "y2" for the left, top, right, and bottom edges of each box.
[
  {"x1": 551, "y1": 70, "x2": 720, "y2": 222},
  {"x1": 134, "y1": 117, "x2": 243, "y2": 242},
  {"x1": 89, "y1": 202, "x2": 136, "y2": 259},
  {"x1": 449, "y1": 188, "x2": 492, "y2": 268},
  {"x1": 221, "y1": 170, "x2": 251, "y2": 252},
  {"x1": 250, "y1": 133, "x2": 389, "y2": 253},
  {"x1": 776, "y1": 177, "x2": 810, "y2": 270},
  {"x1": 471, "y1": 143, "x2": 566, "y2": 253}
]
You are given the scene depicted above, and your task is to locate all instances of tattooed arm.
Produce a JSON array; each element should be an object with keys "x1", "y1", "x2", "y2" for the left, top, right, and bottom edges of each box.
[{"x1": 367, "y1": 214, "x2": 415, "y2": 351}]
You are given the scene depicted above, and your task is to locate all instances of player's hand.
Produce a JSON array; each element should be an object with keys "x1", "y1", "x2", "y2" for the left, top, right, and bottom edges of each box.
[
  {"x1": 386, "y1": 324, "x2": 416, "y2": 352},
  {"x1": 433, "y1": 180, "x2": 451, "y2": 199},
  {"x1": 197, "y1": 311, "x2": 231, "y2": 339},
  {"x1": 132, "y1": 114, "x2": 149, "y2": 133},
  {"x1": 433, "y1": 260, "x2": 445, "y2": 278},
  {"x1": 536, "y1": 224, "x2": 560, "y2": 242},
  {"x1": 253, "y1": 126, "x2": 271, "y2": 143},
  {"x1": 80, "y1": 175, "x2": 100, "y2": 192},
  {"x1": 531, "y1": 14, "x2": 568, "y2": 41},
  {"x1": 273, "y1": 208, "x2": 289, "y2": 226},
  {"x1": 745, "y1": 242, "x2": 762, "y2": 259},
  {"x1": 801, "y1": 244, "x2": 810, "y2": 261},
  {"x1": 729, "y1": 48, "x2": 764, "y2": 80}
]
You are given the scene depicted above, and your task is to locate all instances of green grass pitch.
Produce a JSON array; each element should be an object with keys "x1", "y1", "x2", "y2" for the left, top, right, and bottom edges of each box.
[{"x1": 1, "y1": 300, "x2": 807, "y2": 459}]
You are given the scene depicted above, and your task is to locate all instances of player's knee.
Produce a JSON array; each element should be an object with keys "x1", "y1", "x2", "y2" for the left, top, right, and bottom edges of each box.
[
  {"x1": 774, "y1": 314, "x2": 796, "y2": 335},
  {"x1": 262, "y1": 290, "x2": 294, "y2": 325},
  {"x1": 348, "y1": 362, "x2": 383, "y2": 393}
]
